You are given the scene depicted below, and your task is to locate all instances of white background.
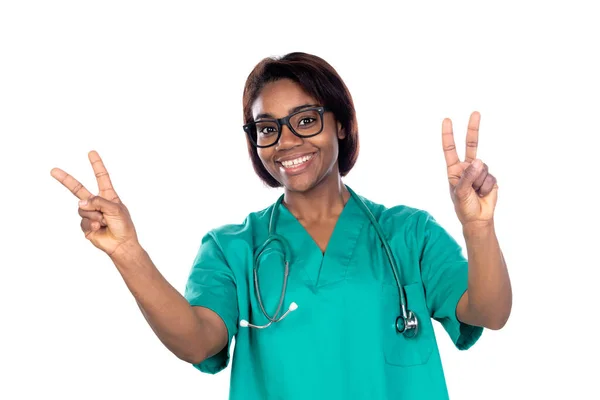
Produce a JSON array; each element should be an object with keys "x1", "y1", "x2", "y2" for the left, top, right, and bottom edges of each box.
[{"x1": 1, "y1": 1, "x2": 599, "y2": 399}]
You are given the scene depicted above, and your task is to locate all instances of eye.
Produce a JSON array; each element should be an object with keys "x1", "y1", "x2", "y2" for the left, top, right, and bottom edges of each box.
[
  {"x1": 298, "y1": 117, "x2": 316, "y2": 126},
  {"x1": 258, "y1": 126, "x2": 278, "y2": 136}
]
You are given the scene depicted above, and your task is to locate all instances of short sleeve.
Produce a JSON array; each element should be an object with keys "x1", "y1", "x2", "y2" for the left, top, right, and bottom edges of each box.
[
  {"x1": 184, "y1": 232, "x2": 239, "y2": 374},
  {"x1": 417, "y1": 212, "x2": 483, "y2": 350}
]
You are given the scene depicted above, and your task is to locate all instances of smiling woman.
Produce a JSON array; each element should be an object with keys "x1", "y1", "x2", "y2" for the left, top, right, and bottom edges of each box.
[
  {"x1": 51, "y1": 52, "x2": 511, "y2": 400},
  {"x1": 242, "y1": 53, "x2": 359, "y2": 190},
  {"x1": 250, "y1": 80, "x2": 346, "y2": 193},
  {"x1": 180, "y1": 52, "x2": 512, "y2": 399}
]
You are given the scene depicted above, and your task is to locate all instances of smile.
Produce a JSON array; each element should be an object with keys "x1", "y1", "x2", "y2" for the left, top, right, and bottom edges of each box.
[
  {"x1": 279, "y1": 154, "x2": 315, "y2": 169},
  {"x1": 276, "y1": 153, "x2": 317, "y2": 176}
]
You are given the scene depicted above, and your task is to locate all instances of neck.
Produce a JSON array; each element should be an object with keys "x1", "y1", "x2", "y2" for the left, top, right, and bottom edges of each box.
[{"x1": 283, "y1": 172, "x2": 350, "y2": 222}]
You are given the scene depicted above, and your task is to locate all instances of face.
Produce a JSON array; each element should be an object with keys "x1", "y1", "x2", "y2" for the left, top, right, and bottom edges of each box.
[{"x1": 252, "y1": 79, "x2": 345, "y2": 193}]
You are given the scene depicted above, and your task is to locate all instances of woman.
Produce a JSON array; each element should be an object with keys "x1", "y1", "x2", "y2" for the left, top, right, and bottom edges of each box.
[{"x1": 51, "y1": 52, "x2": 511, "y2": 399}]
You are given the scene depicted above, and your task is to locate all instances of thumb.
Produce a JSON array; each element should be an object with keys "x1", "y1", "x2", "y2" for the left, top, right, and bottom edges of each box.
[
  {"x1": 78, "y1": 196, "x2": 121, "y2": 216},
  {"x1": 455, "y1": 159, "x2": 484, "y2": 198}
]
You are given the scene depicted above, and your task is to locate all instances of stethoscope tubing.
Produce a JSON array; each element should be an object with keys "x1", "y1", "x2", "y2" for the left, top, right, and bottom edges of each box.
[{"x1": 247, "y1": 186, "x2": 417, "y2": 336}]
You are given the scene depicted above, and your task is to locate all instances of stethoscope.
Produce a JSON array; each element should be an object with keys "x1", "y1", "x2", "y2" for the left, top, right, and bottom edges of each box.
[{"x1": 240, "y1": 186, "x2": 419, "y2": 338}]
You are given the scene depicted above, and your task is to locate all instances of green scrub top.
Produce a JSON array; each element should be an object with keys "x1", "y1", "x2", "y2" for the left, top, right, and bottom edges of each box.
[{"x1": 184, "y1": 190, "x2": 483, "y2": 399}]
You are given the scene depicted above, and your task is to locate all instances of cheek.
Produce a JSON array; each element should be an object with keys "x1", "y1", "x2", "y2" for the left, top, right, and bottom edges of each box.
[
  {"x1": 257, "y1": 148, "x2": 270, "y2": 162},
  {"x1": 318, "y1": 133, "x2": 340, "y2": 158},
  {"x1": 257, "y1": 149, "x2": 275, "y2": 170},
  {"x1": 257, "y1": 148, "x2": 265, "y2": 161}
]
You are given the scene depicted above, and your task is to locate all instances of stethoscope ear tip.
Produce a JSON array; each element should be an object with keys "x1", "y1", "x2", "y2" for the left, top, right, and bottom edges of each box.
[
  {"x1": 240, "y1": 320, "x2": 249, "y2": 328},
  {"x1": 289, "y1": 302, "x2": 298, "y2": 311}
]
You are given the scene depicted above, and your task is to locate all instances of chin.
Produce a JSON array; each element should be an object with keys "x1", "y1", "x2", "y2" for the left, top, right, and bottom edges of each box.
[
  {"x1": 281, "y1": 171, "x2": 331, "y2": 194},
  {"x1": 282, "y1": 177, "x2": 317, "y2": 193}
]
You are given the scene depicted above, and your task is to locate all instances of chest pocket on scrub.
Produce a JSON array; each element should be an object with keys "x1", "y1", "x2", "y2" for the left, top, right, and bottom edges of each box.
[{"x1": 381, "y1": 282, "x2": 435, "y2": 367}]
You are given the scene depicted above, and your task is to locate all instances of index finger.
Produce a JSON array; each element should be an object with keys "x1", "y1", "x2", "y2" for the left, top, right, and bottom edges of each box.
[
  {"x1": 442, "y1": 118, "x2": 460, "y2": 167},
  {"x1": 465, "y1": 111, "x2": 480, "y2": 163},
  {"x1": 50, "y1": 168, "x2": 93, "y2": 200},
  {"x1": 88, "y1": 150, "x2": 120, "y2": 203}
]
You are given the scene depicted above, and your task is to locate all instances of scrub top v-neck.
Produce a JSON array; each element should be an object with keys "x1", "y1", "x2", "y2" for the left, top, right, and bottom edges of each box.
[
  {"x1": 275, "y1": 192, "x2": 366, "y2": 287},
  {"x1": 184, "y1": 190, "x2": 483, "y2": 400}
]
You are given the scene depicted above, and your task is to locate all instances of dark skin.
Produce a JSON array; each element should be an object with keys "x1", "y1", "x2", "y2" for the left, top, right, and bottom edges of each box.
[
  {"x1": 253, "y1": 78, "x2": 511, "y2": 329},
  {"x1": 50, "y1": 154, "x2": 228, "y2": 364},
  {"x1": 441, "y1": 114, "x2": 512, "y2": 329},
  {"x1": 253, "y1": 79, "x2": 350, "y2": 253},
  {"x1": 50, "y1": 78, "x2": 510, "y2": 369}
]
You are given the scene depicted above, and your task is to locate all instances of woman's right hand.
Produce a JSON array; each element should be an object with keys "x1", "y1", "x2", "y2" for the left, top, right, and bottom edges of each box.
[{"x1": 51, "y1": 150, "x2": 139, "y2": 257}]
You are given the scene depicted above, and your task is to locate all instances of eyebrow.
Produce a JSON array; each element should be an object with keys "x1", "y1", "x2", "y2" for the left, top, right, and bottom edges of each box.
[{"x1": 255, "y1": 103, "x2": 320, "y2": 120}]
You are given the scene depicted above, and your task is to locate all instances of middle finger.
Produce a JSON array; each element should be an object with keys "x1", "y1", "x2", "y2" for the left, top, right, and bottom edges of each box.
[{"x1": 465, "y1": 111, "x2": 480, "y2": 163}]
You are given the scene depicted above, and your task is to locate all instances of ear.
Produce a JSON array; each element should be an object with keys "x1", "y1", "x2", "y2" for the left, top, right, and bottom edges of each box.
[{"x1": 336, "y1": 121, "x2": 346, "y2": 140}]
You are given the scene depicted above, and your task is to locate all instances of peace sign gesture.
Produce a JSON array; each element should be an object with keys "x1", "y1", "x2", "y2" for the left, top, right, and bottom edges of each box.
[
  {"x1": 50, "y1": 151, "x2": 139, "y2": 257},
  {"x1": 442, "y1": 112, "x2": 498, "y2": 227}
]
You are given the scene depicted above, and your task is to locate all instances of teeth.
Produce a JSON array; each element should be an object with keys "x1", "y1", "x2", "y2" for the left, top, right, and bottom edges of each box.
[{"x1": 281, "y1": 154, "x2": 313, "y2": 168}]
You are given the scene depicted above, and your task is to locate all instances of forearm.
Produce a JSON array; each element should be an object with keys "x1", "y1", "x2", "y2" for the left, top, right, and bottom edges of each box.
[
  {"x1": 108, "y1": 241, "x2": 210, "y2": 363},
  {"x1": 462, "y1": 221, "x2": 512, "y2": 329}
]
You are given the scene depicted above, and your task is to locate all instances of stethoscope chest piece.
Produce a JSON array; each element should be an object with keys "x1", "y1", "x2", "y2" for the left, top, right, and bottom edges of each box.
[{"x1": 396, "y1": 311, "x2": 419, "y2": 338}]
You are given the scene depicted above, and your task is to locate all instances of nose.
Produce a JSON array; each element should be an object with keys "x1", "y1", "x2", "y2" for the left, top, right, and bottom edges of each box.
[{"x1": 276, "y1": 124, "x2": 303, "y2": 150}]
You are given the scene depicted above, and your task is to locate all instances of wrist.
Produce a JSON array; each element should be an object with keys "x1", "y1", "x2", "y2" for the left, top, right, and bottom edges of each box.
[
  {"x1": 109, "y1": 239, "x2": 146, "y2": 266},
  {"x1": 462, "y1": 219, "x2": 495, "y2": 239}
]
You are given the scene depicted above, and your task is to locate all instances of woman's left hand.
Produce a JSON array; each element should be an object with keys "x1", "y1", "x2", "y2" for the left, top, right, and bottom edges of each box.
[{"x1": 442, "y1": 111, "x2": 498, "y2": 228}]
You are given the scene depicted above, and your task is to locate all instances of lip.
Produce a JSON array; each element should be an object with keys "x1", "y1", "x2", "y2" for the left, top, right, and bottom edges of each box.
[
  {"x1": 275, "y1": 152, "x2": 317, "y2": 163},
  {"x1": 276, "y1": 152, "x2": 317, "y2": 175}
]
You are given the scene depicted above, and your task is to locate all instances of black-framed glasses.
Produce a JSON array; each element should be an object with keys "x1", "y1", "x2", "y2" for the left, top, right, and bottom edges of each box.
[{"x1": 244, "y1": 106, "x2": 329, "y2": 148}]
